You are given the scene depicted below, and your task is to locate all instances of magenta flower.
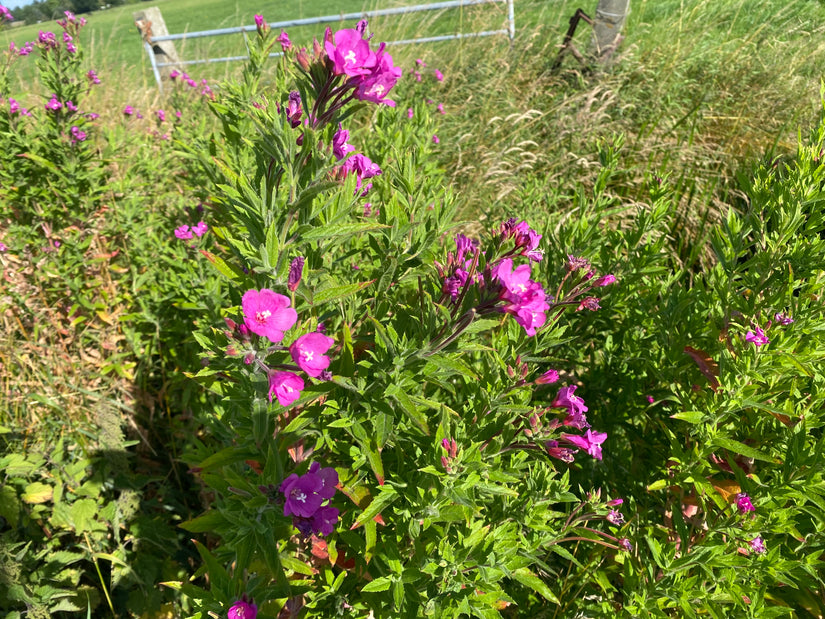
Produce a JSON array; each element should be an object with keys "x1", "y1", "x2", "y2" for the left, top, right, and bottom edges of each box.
[
  {"x1": 341, "y1": 153, "x2": 381, "y2": 196},
  {"x1": 354, "y1": 43, "x2": 402, "y2": 107},
  {"x1": 45, "y1": 94, "x2": 62, "y2": 112},
  {"x1": 407, "y1": 107, "x2": 414, "y2": 118},
  {"x1": 576, "y1": 297, "x2": 601, "y2": 311},
  {"x1": 228, "y1": 600, "x2": 257, "y2": 619},
  {"x1": 287, "y1": 256, "x2": 304, "y2": 291},
  {"x1": 774, "y1": 312, "x2": 793, "y2": 325},
  {"x1": 0, "y1": 5, "x2": 13, "y2": 21},
  {"x1": 561, "y1": 429, "x2": 608, "y2": 460},
  {"x1": 745, "y1": 326, "x2": 769, "y2": 347},
  {"x1": 169, "y1": 69, "x2": 180, "y2": 80},
  {"x1": 594, "y1": 274, "x2": 617, "y2": 286},
  {"x1": 268, "y1": 371, "x2": 304, "y2": 406},
  {"x1": 553, "y1": 385, "x2": 589, "y2": 428},
  {"x1": 437, "y1": 103, "x2": 445, "y2": 114},
  {"x1": 535, "y1": 369, "x2": 560, "y2": 385},
  {"x1": 332, "y1": 123, "x2": 355, "y2": 160},
  {"x1": 242, "y1": 289, "x2": 297, "y2": 342},
  {"x1": 156, "y1": 109, "x2": 166, "y2": 122},
  {"x1": 567, "y1": 255, "x2": 592, "y2": 272},
  {"x1": 277, "y1": 30, "x2": 292, "y2": 51},
  {"x1": 735, "y1": 493, "x2": 755, "y2": 514},
  {"x1": 123, "y1": 105, "x2": 135, "y2": 116},
  {"x1": 286, "y1": 91, "x2": 302, "y2": 127},
  {"x1": 66, "y1": 100, "x2": 78, "y2": 113},
  {"x1": 70, "y1": 126, "x2": 86, "y2": 143},
  {"x1": 432, "y1": 135, "x2": 440, "y2": 144},
  {"x1": 279, "y1": 462, "x2": 338, "y2": 519},
  {"x1": 434, "y1": 69, "x2": 444, "y2": 81},
  {"x1": 545, "y1": 440, "x2": 576, "y2": 463},
  {"x1": 191, "y1": 221, "x2": 208, "y2": 237},
  {"x1": 493, "y1": 258, "x2": 549, "y2": 336},
  {"x1": 8, "y1": 99, "x2": 20, "y2": 115},
  {"x1": 324, "y1": 28, "x2": 376, "y2": 77},
  {"x1": 619, "y1": 538, "x2": 633, "y2": 552},
  {"x1": 415, "y1": 58, "x2": 426, "y2": 67},
  {"x1": 37, "y1": 31, "x2": 57, "y2": 49},
  {"x1": 607, "y1": 510, "x2": 625, "y2": 525},
  {"x1": 290, "y1": 332, "x2": 335, "y2": 377},
  {"x1": 749, "y1": 536, "x2": 766, "y2": 554},
  {"x1": 0, "y1": 242, "x2": 7, "y2": 252},
  {"x1": 254, "y1": 14, "x2": 264, "y2": 28},
  {"x1": 174, "y1": 225, "x2": 193, "y2": 240}
]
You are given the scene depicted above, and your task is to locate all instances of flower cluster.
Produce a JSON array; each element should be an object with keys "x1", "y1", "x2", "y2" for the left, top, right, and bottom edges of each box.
[
  {"x1": 279, "y1": 462, "x2": 339, "y2": 536},
  {"x1": 1, "y1": 5, "x2": 13, "y2": 23},
  {"x1": 168, "y1": 69, "x2": 214, "y2": 98},
  {"x1": 236, "y1": 289, "x2": 335, "y2": 407},
  {"x1": 745, "y1": 311, "x2": 794, "y2": 348},
  {"x1": 174, "y1": 221, "x2": 208, "y2": 240}
]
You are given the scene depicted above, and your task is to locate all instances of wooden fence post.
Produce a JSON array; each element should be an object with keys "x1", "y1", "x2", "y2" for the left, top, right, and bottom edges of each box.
[
  {"x1": 134, "y1": 6, "x2": 182, "y2": 88},
  {"x1": 590, "y1": 0, "x2": 629, "y2": 64}
]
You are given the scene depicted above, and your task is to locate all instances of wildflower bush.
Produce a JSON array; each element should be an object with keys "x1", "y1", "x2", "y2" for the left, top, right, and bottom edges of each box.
[{"x1": 2, "y1": 4, "x2": 825, "y2": 618}]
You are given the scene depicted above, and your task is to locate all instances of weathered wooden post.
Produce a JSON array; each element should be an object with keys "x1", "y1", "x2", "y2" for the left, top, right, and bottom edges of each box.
[
  {"x1": 590, "y1": 0, "x2": 630, "y2": 64},
  {"x1": 134, "y1": 6, "x2": 182, "y2": 90}
]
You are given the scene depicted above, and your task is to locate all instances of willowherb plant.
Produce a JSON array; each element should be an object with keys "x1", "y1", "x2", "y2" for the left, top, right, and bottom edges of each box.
[{"x1": 176, "y1": 20, "x2": 628, "y2": 618}]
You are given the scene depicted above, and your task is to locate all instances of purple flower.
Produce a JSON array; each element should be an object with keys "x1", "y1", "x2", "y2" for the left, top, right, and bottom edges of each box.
[
  {"x1": 566, "y1": 255, "x2": 591, "y2": 272},
  {"x1": 311, "y1": 505, "x2": 340, "y2": 536},
  {"x1": 45, "y1": 94, "x2": 62, "y2": 112},
  {"x1": 37, "y1": 31, "x2": 57, "y2": 49},
  {"x1": 735, "y1": 493, "x2": 755, "y2": 514},
  {"x1": 774, "y1": 312, "x2": 793, "y2": 325},
  {"x1": 607, "y1": 510, "x2": 625, "y2": 525},
  {"x1": 290, "y1": 332, "x2": 335, "y2": 377},
  {"x1": 70, "y1": 126, "x2": 86, "y2": 143},
  {"x1": 287, "y1": 256, "x2": 304, "y2": 291},
  {"x1": 576, "y1": 297, "x2": 601, "y2": 312},
  {"x1": 286, "y1": 91, "x2": 302, "y2": 127},
  {"x1": 325, "y1": 28, "x2": 376, "y2": 77},
  {"x1": 434, "y1": 69, "x2": 444, "y2": 81},
  {"x1": 254, "y1": 14, "x2": 264, "y2": 28},
  {"x1": 280, "y1": 463, "x2": 338, "y2": 517},
  {"x1": 493, "y1": 258, "x2": 549, "y2": 336},
  {"x1": 228, "y1": 600, "x2": 257, "y2": 619},
  {"x1": 66, "y1": 100, "x2": 78, "y2": 113},
  {"x1": 437, "y1": 103, "x2": 445, "y2": 114},
  {"x1": 341, "y1": 153, "x2": 381, "y2": 196},
  {"x1": 156, "y1": 109, "x2": 166, "y2": 122},
  {"x1": 535, "y1": 369, "x2": 560, "y2": 385},
  {"x1": 415, "y1": 58, "x2": 426, "y2": 67},
  {"x1": 561, "y1": 429, "x2": 608, "y2": 460},
  {"x1": 332, "y1": 123, "x2": 355, "y2": 160},
  {"x1": 545, "y1": 440, "x2": 576, "y2": 463},
  {"x1": 619, "y1": 538, "x2": 633, "y2": 552},
  {"x1": 16, "y1": 42, "x2": 34, "y2": 56},
  {"x1": 191, "y1": 221, "x2": 208, "y2": 237},
  {"x1": 432, "y1": 135, "x2": 439, "y2": 144},
  {"x1": 0, "y1": 242, "x2": 7, "y2": 252},
  {"x1": 749, "y1": 536, "x2": 766, "y2": 554},
  {"x1": 1, "y1": 5, "x2": 13, "y2": 21},
  {"x1": 277, "y1": 30, "x2": 292, "y2": 51},
  {"x1": 169, "y1": 69, "x2": 180, "y2": 80},
  {"x1": 241, "y1": 289, "x2": 297, "y2": 343},
  {"x1": 407, "y1": 107, "x2": 414, "y2": 118},
  {"x1": 123, "y1": 105, "x2": 135, "y2": 116},
  {"x1": 87, "y1": 69, "x2": 100, "y2": 85},
  {"x1": 8, "y1": 99, "x2": 20, "y2": 115},
  {"x1": 268, "y1": 371, "x2": 304, "y2": 406},
  {"x1": 174, "y1": 225, "x2": 193, "y2": 240},
  {"x1": 594, "y1": 274, "x2": 617, "y2": 286},
  {"x1": 745, "y1": 326, "x2": 769, "y2": 347}
]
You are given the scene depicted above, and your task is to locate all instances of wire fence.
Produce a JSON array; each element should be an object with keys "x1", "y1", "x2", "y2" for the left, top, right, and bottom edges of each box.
[{"x1": 138, "y1": 0, "x2": 515, "y2": 89}]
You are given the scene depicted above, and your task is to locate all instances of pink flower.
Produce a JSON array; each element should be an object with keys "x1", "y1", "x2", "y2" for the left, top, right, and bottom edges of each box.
[
  {"x1": 415, "y1": 58, "x2": 426, "y2": 67},
  {"x1": 407, "y1": 107, "x2": 414, "y2": 118},
  {"x1": 279, "y1": 462, "x2": 337, "y2": 517},
  {"x1": 174, "y1": 225, "x2": 192, "y2": 240},
  {"x1": 156, "y1": 109, "x2": 166, "y2": 122},
  {"x1": 123, "y1": 105, "x2": 135, "y2": 116},
  {"x1": 437, "y1": 103, "x2": 444, "y2": 114},
  {"x1": 86, "y1": 69, "x2": 100, "y2": 85},
  {"x1": 749, "y1": 536, "x2": 766, "y2": 554},
  {"x1": 169, "y1": 69, "x2": 180, "y2": 80},
  {"x1": 594, "y1": 274, "x2": 617, "y2": 286},
  {"x1": 324, "y1": 28, "x2": 376, "y2": 76},
  {"x1": 268, "y1": 371, "x2": 304, "y2": 406},
  {"x1": 290, "y1": 332, "x2": 335, "y2": 377},
  {"x1": 70, "y1": 126, "x2": 86, "y2": 143},
  {"x1": 332, "y1": 123, "x2": 355, "y2": 160},
  {"x1": 434, "y1": 69, "x2": 444, "y2": 81},
  {"x1": 553, "y1": 385, "x2": 588, "y2": 428},
  {"x1": 254, "y1": 14, "x2": 264, "y2": 28},
  {"x1": 545, "y1": 440, "x2": 576, "y2": 462},
  {"x1": 432, "y1": 135, "x2": 439, "y2": 144},
  {"x1": 561, "y1": 429, "x2": 608, "y2": 460},
  {"x1": 493, "y1": 258, "x2": 549, "y2": 336},
  {"x1": 241, "y1": 289, "x2": 297, "y2": 343},
  {"x1": 191, "y1": 221, "x2": 208, "y2": 237},
  {"x1": 286, "y1": 91, "x2": 302, "y2": 127},
  {"x1": 65, "y1": 100, "x2": 78, "y2": 113},
  {"x1": 45, "y1": 94, "x2": 62, "y2": 112},
  {"x1": 535, "y1": 369, "x2": 560, "y2": 385},
  {"x1": 0, "y1": 5, "x2": 13, "y2": 21},
  {"x1": 774, "y1": 312, "x2": 793, "y2": 325},
  {"x1": 745, "y1": 326, "x2": 769, "y2": 347},
  {"x1": 311, "y1": 505, "x2": 340, "y2": 536},
  {"x1": 341, "y1": 153, "x2": 381, "y2": 196},
  {"x1": 607, "y1": 510, "x2": 625, "y2": 525},
  {"x1": 277, "y1": 30, "x2": 291, "y2": 51},
  {"x1": 354, "y1": 43, "x2": 402, "y2": 107},
  {"x1": 735, "y1": 493, "x2": 755, "y2": 514},
  {"x1": 228, "y1": 600, "x2": 257, "y2": 619},
  {"x1": 287, "y1": 256, "x2": 304, "y2": 291},
  {"x1": 619, "y1": 538, "x2": 633, "y2": 552},
  {"x1": 576, "y1": 297, "x2": 601, "y2": 311}
]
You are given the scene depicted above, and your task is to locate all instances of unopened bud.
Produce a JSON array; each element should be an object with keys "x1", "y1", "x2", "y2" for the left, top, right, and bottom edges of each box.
[
  {"x1": 243, "y1": 352, "x2": 255, "y2": 365},
  {"x1": 296, "y1": 48, "x2": 311, "y2": 71},
  {"x1": 288, "y1": 256, "x2": 304, "y2": 291}
]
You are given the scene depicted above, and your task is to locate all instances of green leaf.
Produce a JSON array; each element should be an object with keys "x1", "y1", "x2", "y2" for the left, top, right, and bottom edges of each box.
[
  {"x1": 670, "y1": 411, "x2": 705, "y2": 424},
  {"x1": 386, "y1": 384, "x2": 430, "y2": 435},
  {"x1": 711, "y1": 437, "x2": 775, "y2": 462},
  {"x1": 356, "y1": 486, "x2": 399, "y2": 527},
  {"x1": 300, "y1": 222, "x2": 388, "y2": 241},
  {"x1": 69, "y1": 498, "x2": 99, "y2": 533},
  {"x1": 313, "y1": 280, "x2": 373, "y2": 305},
  {"x1": 22, "y1": 482, "x2": 53, "y2": 504},
  {"x1": 362, "y1": 576, "x2": 393, "y2": 592},
  {"x1": 512, "y1": 568, "x2": 559, "y2": 603},
  {"x1": 179, "y1": 511, "x2": 229, "y2": 533},
  {"x1": 198, "y1": 249, "x2": 244, "y2": 282}
]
